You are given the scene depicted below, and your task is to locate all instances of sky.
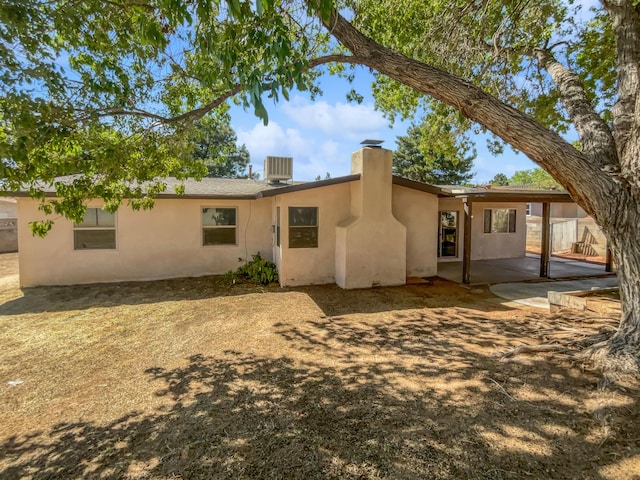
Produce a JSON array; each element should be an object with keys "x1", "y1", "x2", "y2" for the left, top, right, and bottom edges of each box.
[{"x1": 228, "y1": 66, "x2": 537, "y2": 183}]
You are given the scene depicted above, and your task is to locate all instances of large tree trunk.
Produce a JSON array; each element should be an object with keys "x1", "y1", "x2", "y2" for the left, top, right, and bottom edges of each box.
[
  {"x1": 321, "y1": 7, "x2": 640, "y2": 367},
  {"x1": 603, "y1": 187, "x2": 640, "y2": 362}
]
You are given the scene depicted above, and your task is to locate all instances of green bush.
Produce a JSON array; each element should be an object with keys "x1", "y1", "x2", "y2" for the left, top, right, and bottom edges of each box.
[{"x1": 232, "y1": 252, "x2": 279, "y2": 285}]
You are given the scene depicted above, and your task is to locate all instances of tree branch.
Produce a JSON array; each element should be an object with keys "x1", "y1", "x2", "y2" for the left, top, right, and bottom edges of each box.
[
  {"x1": 602, "y1": 0, "x2": 640, "y2": 166},
  {"x1": 322, "y1": 9, "x2": 621, "y2": 218},
  {"x1": 533, "y1": 48, "x2": 618, "y2": 169},
  {"x1": 74, "y1": 54, "x2": 365, "y2": 126}
]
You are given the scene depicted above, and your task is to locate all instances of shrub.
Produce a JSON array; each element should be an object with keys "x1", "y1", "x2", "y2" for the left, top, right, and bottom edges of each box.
[{"x1": 232, "y1": 252, "x2": 279, "y2": 285}]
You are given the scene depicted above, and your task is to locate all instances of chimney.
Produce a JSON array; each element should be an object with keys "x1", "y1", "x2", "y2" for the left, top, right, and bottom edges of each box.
[
  {"x1": 248, "y1": 164, "x2": 253, "y2": 178},
  {"x1": 335, "y1": 145, "x2": 407, "y2": 289}
]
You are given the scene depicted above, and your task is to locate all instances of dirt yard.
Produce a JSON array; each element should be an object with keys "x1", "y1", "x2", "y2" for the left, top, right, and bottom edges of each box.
[{"x1": 1, "y1": 254, "x2": 638, "y2": 479}]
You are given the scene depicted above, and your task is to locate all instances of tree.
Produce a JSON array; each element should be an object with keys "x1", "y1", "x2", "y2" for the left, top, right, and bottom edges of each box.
[
  {"x1": 190, "y1": 116, "x2": 251, "y2": 178},
  {"x1": 489, "y1": 174, "x2": 509, "y2": 186},
  {"x1": 393, "y1": 124, "x2": 474, "y2": 185},
  {"x1": 2, "y1": 1, "x2": 639, "y2": 365},
  {"x1": 509, "y1": 169, "x2": 562, "y2": 189}
]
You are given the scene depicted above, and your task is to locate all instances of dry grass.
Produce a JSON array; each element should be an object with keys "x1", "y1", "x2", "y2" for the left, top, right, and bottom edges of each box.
[{"x1": 1, "y1": 253, "x2": 639, "y2": 479}]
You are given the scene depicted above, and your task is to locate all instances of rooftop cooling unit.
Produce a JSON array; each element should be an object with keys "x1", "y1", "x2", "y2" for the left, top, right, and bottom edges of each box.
[{"x1": 264, "y1": 156, "x2": 293, "y2": 182}]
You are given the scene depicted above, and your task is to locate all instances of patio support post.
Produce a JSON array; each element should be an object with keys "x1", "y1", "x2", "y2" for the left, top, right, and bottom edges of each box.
[
  {"x1": 462, "y1": 198, "x2": 472, "y2": 284},
  {"x1": 540, "y1": 201, "x2": 551, "y2": 278}
]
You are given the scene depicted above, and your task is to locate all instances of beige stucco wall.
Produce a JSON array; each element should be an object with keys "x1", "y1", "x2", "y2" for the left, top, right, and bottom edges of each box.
[
  {"x1": 392, "y1": 185, "x2": 438, "y2": 277},
  {"x1": 18, "y1": 197, "x2": 273, "y2": 287},
  {"x1": 275, "y1": 182, "x2": 352, "y2": 287},
  {"x1": 437, "y1": 198, "x2": 527, "y2": 261},
  {"x1": 471, "y1": 201, "x2": 527, "y2": 260}
]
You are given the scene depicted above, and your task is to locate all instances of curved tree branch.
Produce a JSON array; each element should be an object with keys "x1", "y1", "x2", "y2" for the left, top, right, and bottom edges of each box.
[
  {"x1": 478, "y1": 40, "x2": 617, "y2": 169},
  {"x1": 74, "y1": 54, "x2": 366, "y2": 126},
  {"x1": 321, "y1": 9, "x2": 621, "y2": 218},
  {"x1": 533, "y1": 48, "x2": 618, "y2": 169}
]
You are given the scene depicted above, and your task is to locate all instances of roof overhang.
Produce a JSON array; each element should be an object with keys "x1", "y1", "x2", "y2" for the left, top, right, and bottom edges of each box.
[
  {"x1": 458, "y1": 192, "x2": 574, "y2": 203},
  {"x1": 391, "y1": 176, "x2": 451, "y2": 196}
]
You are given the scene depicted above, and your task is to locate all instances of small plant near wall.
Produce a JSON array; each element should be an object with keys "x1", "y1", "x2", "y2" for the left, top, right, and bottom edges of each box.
[{"x1": 227, "y1": 253, "x2": 279, "y2": 285}]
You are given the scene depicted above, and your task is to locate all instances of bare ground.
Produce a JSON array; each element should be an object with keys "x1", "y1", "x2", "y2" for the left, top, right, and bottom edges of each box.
[{"x1": 0, "y1": 254, "x2": 639, "y2": 479}]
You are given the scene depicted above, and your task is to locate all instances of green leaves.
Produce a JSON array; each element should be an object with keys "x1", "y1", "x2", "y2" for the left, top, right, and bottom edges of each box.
[{"x1": 2, "y1": 0, "x2": 328, "y2": 231}]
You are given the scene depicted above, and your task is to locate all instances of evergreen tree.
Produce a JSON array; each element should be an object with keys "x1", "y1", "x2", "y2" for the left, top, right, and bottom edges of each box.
[
  {"x1": 190, "y1": 118, "x2": 251, "y2": 178},
  {"x1": 489, "y1": 173, "x2": 509, "y2": 186},
  {"x1": 393, "y1": 125, "x2": 474, "y2": 185}
]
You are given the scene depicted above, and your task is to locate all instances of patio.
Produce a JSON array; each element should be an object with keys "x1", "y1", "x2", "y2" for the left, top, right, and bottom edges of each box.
[{"x1": 437, "y1": 254, "x2": 615, "y2": 285}]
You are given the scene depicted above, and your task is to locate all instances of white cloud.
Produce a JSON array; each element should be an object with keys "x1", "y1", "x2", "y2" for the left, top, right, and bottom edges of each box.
[
  {"x1": 281, "y1": 96, "x2": 389, "y2": 142},
  {"x1": 237, "y1": 121, "x2": 308, "y2": 167}
]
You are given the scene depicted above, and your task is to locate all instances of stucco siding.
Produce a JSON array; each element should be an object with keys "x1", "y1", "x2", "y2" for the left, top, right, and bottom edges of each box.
[
  {"x1": 392, "y1": 185, "x2": 438, "y2": 277},
  {"x1": 471, "y1": 202, "x2": 527, "y2": 260},
  {"x1": 276, "y1": 183, "x2": 351, "y2": 286},
  {"x1": 18, "y1": 197, "x2": 272, "y2": 287}
]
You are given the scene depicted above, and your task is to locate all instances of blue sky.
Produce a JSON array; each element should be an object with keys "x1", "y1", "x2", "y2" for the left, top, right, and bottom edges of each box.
[{"x1": 228, "y1": 66, "x2": 537, "y2": 183}]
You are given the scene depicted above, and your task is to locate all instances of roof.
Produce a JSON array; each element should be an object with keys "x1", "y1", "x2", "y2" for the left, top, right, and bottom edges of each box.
[
  {"x1": 13, "y1": 175, "x2": 362, "y2": 200},
  {"x1": 153, "y1": 177, "x2": 288, "y2": 198},
  {"x1": 13, "y1": 175, "x2": 574, "y2": 203}
]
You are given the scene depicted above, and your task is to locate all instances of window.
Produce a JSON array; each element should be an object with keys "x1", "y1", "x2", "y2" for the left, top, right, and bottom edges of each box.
[
  {"x1": 525, "y1": 203, "x2": 532, "y2": 216},
  {"x1": 289, "y1": 207, "x2": 318, "y2": 248},
  {"x1": 483, "y1": 208, "x2": 516, "y2": 233},
  {"x1": 74, "y1": 208, "x2": 116, "y2": 250},
  {"x1": 202, "y1": 207, "x2": 237, "y2": 245}
]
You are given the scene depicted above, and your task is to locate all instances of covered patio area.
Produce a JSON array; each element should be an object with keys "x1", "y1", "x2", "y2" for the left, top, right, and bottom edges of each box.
[{"x1": 437, "y1": 254, "x2": 615, "y2": 285}]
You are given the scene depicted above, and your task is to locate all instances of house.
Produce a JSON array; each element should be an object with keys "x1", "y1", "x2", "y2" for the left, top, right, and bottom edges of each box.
[{"x1": 16, "y1": 146, "x2": 579, "y2": 288}]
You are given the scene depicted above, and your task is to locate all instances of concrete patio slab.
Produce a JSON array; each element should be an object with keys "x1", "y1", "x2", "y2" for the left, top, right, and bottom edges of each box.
[
  {"x1": 489, "y1": 277, "x2": 619, "y2": 310},
  {"x1": 437, "y1": 254, "x2": 612, "y2": 285}
]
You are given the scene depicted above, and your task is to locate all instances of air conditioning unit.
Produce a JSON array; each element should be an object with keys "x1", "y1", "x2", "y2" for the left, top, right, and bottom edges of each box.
[{"x1": 264, "y1": 156, "x2": 293, "y2": 182}]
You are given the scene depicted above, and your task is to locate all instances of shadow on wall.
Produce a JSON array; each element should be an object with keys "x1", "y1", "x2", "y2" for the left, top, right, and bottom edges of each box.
[{"x1": 2, "y1": 307, "x2": 639, "y2": 479}]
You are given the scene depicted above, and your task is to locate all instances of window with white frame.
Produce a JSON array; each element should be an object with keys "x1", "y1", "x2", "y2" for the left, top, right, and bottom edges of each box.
[
  {"x1": 525, "y1": 203, "x2": 532, "y2": 216},
  {"x1": 73, "y1": 208, "x2": 116, "y2": 250},
  {"x1": 202, "y1": 207, "x2": 237, "y2": 246},
  {"x1": 289, "y1": 207, "x2": 318, "y2": 248},
  {"x1": 483, "y1": 208, "x2": 516, "y2": 233}
]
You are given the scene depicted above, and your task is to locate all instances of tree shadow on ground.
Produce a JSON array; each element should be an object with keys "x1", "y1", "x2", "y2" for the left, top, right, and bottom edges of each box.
[
  {"x1": 0, "y1": 275, "x2": 283, "y2": 315},
  {"x1": 0, "y1": 276, "x2": 508, "y2": 316},
  {"x1": 2, "y1": 306, "x2": 638, "y2": 479}
]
